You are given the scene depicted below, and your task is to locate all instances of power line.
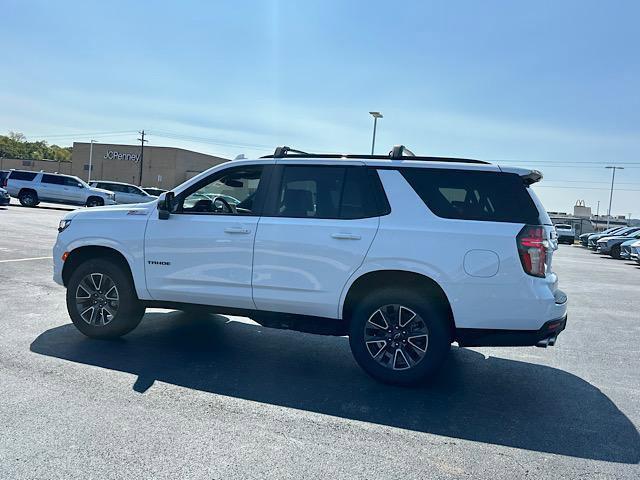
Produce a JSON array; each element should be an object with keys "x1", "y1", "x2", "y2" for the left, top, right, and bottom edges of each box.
[
  {"x1": 148, "y1": 130, "x2": 273, "y2": 151},
  {"x1": 24, "y1": 130, "x2": 137, "y2": 139},
  {"x1": 534, "y1": 185, "x2": 640, "y2": 192}
]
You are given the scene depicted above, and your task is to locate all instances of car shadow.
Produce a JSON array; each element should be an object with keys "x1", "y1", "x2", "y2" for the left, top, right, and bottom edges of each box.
[{"x1": 30, "y1": 311, "x2": 640, "y2": 464}]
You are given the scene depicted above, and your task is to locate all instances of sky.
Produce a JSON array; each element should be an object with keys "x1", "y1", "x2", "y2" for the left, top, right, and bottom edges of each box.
[{"x1": 1, "y1": 0, "x2": 639, "y2": 216}]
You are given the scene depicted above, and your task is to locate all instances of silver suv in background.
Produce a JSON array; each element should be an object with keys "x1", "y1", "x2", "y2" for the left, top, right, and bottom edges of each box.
[
  {"x1": 89, "y1": 181, "x2": 155, "y2": 204},
  {"x1": 5, "y1": 170, "x2": 116, "y2": 207},
  {"x1": 554, "y1": 224, "x2": 575, "y2": 244}
]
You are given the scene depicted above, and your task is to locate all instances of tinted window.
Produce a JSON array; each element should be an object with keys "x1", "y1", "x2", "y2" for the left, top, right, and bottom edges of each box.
[
  {"x1": 278, "y1": 166, "x2": 343, "y2": 218},
  {"x1": 276, "y1": 166, "x2": 384, "y2": 220},
  {"x1": 9, "y1": 171, "x2": 37, "y2": 181},
  {"x1": 340, "y1": 167, "x2": 380, "y2": 219},
  {"x1": 41, "y1": 174, "x2": 64, "y2": 185},
  {"x1": 401, "y1": 169, "x2": 540, "y2": 224},
  {"x1": 62, "y1": 177, "x2": 82, "y2": 187}
]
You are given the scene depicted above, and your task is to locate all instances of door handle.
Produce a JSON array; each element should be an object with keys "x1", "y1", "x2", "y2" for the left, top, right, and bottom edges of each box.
[
  {"x1": 331, "y1": 233, "x2": 361, "y2": 240},
  {"x1": 224, "y1": 227, "x2": 251, "y2": 234}
]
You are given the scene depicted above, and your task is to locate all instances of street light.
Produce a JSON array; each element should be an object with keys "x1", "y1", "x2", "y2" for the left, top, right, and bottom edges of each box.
[
  {"x1": 605, "y1": 166, "x2": 624, "y2": 228},
  {"x1": 87, "y1": 139, "x2": 96, "y2": 182},
  {"x1": 369, "y1": 111, "x2": 383, "y2": 155}
]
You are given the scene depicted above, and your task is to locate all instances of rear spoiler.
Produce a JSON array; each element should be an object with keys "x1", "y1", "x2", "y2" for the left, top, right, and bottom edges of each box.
[{"x1": 498, "y1": 166, "x2": 543, "y2": 186}]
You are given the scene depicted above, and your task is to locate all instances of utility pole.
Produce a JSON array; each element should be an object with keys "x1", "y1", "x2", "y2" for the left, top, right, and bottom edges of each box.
[
  {"x1": 369, "y1": 112, "x2": 383, "y2": 155},
  {"x1": 137, "y1": 130, "x2": 148, "y2": 186},
  {"x1": 605, "y1": 166, "x2": 624, "y2": 229},
  {"x1": 87, "y1": 140, "x2": 95, "y2": 182},
  {"x1": 595, "y1": 200, "x2": 600, "y2": 230}
]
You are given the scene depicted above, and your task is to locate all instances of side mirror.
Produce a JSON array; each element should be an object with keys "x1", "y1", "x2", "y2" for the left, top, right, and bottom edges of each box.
[
  {"x1": 77, "y1": 183, "x2": 84, "y2": 188},
  {"x1": 158, "y1": 191, "x2": 174, "y2": 220}
]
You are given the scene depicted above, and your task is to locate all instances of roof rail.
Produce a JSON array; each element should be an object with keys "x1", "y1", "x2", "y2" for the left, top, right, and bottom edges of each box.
[
  {"x1": 390, "y1": 145, "x2": 415, "y2": 159},
  {"x1": 260, "y1": 145, "x2": 490, "y2": 165}
]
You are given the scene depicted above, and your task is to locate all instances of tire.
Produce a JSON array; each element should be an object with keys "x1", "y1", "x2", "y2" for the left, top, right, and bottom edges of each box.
[
  {"x1": 66, "y1": 258, "x2": 145, "y2": 338},
  {"x1": 18, "y1": 190, "x2": 39, "y2": 207},
  {"x1": 86, "y1": 197, "x2": 104, "y2": 207},
  {"x1": 348, "y1": 287, "x2": 451, "y2": 386},
  {"x1": 611, "y1": 245, "x2": 621, "y2": 259}
]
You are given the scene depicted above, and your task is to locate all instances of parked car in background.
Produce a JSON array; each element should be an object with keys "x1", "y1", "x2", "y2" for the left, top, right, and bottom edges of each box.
[
  {"x1": 587, "y1": 226, "x2": 630, "y2": 249},
  {"x1": 142, "y1": 187, "x2": 167, "y2": 197},
  {"x1": 554, "y1": 224, "x2": 575, "y2": 244},
  {"x1": 0, "y1": 170, "x2": 9, "y2": 188},
  {"x1": 0, "y1": 186, "x2": 10, "y2": 206},
  {"x1": 620, "y1": 237, "x2": 640, "y2": 260},
  {"x1": 579, "y1": 226, "x2": 621, "y2": 247},
  {"x1": 5, "y1": 170, "x2": 116, "y2": 207},
  {"x1": 89, "y1": 181, "x2": 155, "y2": 204},
  {"x1": 595, "y1": 228, "x2": 640, "y2": 258},
  {"x1": 630, "y1": 240, "x2": 640, "y2": 264}
]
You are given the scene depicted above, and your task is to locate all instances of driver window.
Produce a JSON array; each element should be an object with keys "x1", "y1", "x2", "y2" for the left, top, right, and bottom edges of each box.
[{"x1": 180, "y1": 166, "x2": 264, "y2": 215}]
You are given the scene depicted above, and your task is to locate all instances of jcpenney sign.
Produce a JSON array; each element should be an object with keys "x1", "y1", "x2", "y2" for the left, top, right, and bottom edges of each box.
[{"x1": 104, "y1": 150, "x2": 141, "y2": 163}]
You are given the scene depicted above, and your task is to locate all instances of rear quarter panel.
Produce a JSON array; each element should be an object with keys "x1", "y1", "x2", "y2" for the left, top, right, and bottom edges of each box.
[{"x1": 344, "y1": 169, "x2": 562, "y2": 331}]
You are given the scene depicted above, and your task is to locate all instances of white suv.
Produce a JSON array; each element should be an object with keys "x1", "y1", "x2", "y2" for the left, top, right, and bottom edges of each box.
[
  {"x1": 89, "y1": 180, "x2": 156, "y2": 204},
  {"x1": 53, "y1": 146, "x2": 568, "y2": 385},
  {"x1": 6, "y1": 170, "x2": 116, "y2": 207}
]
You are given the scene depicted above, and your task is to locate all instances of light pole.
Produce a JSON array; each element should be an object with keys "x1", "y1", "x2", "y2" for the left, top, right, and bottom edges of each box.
[
  {"x1": 87, "y1": 140, "x2": 95, "y2": 182},
  {"x1": 605, "y1": 166, "x2": 624, "y2": 228},
  {"x1": 369, "y1": 111, "x2": 383, "y2": 155}
]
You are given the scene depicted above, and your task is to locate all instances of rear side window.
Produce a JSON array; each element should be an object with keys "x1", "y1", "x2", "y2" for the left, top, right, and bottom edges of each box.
[
  {"x1": 401, "y1": 168, "x2": 540, "y2": 224},
  {"x1": 42, "y1": 174, "x2": 64, "y2": 185},
  {"x1": 9, "y1": 171, "x2": 37, "y2": 181},
  {"x1": 275, "y1": 165, "x2": 385, "y2": 219}
]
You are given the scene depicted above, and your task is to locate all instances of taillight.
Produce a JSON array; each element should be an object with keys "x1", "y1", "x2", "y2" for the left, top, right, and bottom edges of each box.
[{"x1": 517, "y1": 225, "x2": 548, "y2": 278}]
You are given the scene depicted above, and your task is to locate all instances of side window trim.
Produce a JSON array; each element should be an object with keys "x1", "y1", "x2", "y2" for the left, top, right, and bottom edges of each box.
[{"x1": 172, "y1": 164, "x2": 272, "y2": 217}]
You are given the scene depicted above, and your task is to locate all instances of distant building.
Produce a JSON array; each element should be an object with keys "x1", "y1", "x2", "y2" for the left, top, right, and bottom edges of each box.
[
  {"x1": 71, "y1": 142, "x2": 228, "y2": 188},
  {"x1": 1, "y1": 142, "x2": 229, "y2": 189},
  {"x1": 573, "y1": 200, "x2": 591, "y2": 218},
  {"x1": 548, "y1": 200, "x2": 629, "y2": 236}
]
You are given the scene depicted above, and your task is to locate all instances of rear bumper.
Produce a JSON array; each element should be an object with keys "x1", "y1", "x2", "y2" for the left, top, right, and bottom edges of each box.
[{"x1": 456, "y1": 315, "x2": 567, "y2": 348}]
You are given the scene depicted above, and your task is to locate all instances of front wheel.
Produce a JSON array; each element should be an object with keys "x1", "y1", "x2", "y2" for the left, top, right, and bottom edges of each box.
[
  {"x1": 66, "y1": 258, "x2": 145, "y2": 338},
  {"x1": 348, "y1": 288, "x2": 451, "y2": 386},
  {"x1": 86, "y1": 197, "x2": 104, "y2": 207},
  {"x1": 611, "y1": 245, "x2": 621, "y2": 259}
]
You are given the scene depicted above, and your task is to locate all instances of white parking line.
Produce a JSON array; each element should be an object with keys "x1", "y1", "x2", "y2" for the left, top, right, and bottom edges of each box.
[{"x1": 0, "y1": 256, "x2": 52, "y2": 263}]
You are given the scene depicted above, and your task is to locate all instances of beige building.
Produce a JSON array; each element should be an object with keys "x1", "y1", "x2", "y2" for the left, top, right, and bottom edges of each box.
[
  {"x1": 0, "y1": 157, "x2": 73, "y2": 175},
  {"x1": 71, "y1": 142, "x2": 228, "y2": 188},
  {"x1": 1, "y1": 143, "x2": 229, "y2": 189}
]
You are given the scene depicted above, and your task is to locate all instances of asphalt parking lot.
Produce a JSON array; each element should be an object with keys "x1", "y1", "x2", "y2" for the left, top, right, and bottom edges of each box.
[{"x1": 1, "y1": 204, "x2": 639, "y2": 479}]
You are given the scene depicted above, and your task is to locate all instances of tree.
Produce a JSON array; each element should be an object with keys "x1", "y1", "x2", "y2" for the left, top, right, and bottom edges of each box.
[{"x1": 0, "y1": 132, "x2": 72, "y2": 161}]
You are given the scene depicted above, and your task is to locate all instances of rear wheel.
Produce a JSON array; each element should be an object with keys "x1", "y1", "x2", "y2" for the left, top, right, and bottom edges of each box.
[
  {"x1": 348, "y1": 288, "x2": 451, "y2": 386},
  {"x1": 66, "y1": 258, "x2": 144, "y2": 338},
  {"x1": 18, "y1": 190, "x2": 39, "y2": 207}
]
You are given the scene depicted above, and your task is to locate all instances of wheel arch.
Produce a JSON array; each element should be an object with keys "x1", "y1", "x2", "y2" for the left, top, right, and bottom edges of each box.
[
  {"x1": 341, "y1": 269, "x2": 456, "y2": 341},
  {"x1": 18, "y1": 187, "x2": 38, "y2": 197},
  {"x1": 62, "y1": 245, "x2": 135, "y2": 289}
]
